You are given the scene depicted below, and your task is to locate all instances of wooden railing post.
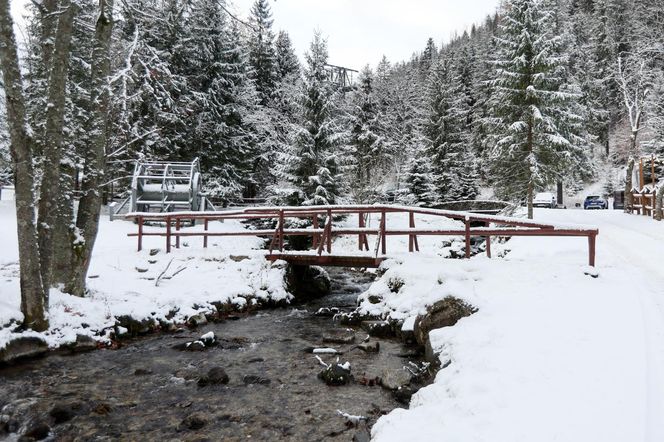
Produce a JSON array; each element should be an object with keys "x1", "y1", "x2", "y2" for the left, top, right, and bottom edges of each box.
[
  {"x1": 175, "y1": 218, "x2": 181, "y2": 248},
  {"x1": 326, "y1": 209, "x2": 332, "y2": 253},
  {"x1": 203, "y1": 218, "x2": 208, "y2": 248},
  {"x1": 358, "y1": 210, "x2": 364, "y2": 251},
  {"x1": 312, "y1": 215, "x2": 319, "y2": 249},
  {"x1": 464, "y1": 218, "x2": 471, "y2": 259},
  {"x1": 380, "y1": 209, "x2": 386, "y2": 255},
  {"x1": 279, "y1": 209, "x2": 285, "y2": 252},
  {"x1": 408, "y1": 211, "x2": 419, "y2": 252},
  {"x1": 137, "y1": 216, "x2": 143, "y2": 252},
  {"x1": 484, "y1": 221, "x2": 491, "y2": 258},
  {"x1": 588, "y1": 232, "x2": 596, "y2": 267},
  {"x1": 166, "y1": 216, "x2": 172, "y2": 253}
]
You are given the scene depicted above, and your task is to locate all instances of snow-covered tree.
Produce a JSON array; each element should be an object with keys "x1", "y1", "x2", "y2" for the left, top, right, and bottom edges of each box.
[
  {"x1": 489, "y1": 0, "x2": 587, "y2": 218},
  {"x1": 285, "y1": 32, "x2": 344, "y2": 206},
  {"x1": 403, "y1": 152, "x2": 435, "y2": 206},
  {"x1": 424, "y1": 58, "x2": 478, "y2": 202},
  {"x1": 348, "y1": 66, "x2": 386, "y2": 202},
  {"x1": 248, "y1": 0, "x2": 278, "y2": 105}
]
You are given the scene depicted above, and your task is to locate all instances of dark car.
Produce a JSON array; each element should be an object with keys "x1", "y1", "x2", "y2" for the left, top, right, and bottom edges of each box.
[{"x1": 584, "y1": 195, "x2": 608, "y2": 210}]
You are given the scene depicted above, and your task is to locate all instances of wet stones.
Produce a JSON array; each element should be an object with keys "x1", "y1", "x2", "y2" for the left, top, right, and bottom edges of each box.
[
  {"x1": 65, "y1": 334, "x2": 97, "y2": 354},
  {"x1": 0, "y1": 337, "x2": 48, "y2": 364},
  {"x1": 360, "y1": 321, "x2": 393, "y2": 338},
  {"x1": 19, "y1": 421, "x2": 50, "y2": 441},
  {"x1": 354, "y1": 341, "x2": 380, "y2": 353},
  {"x1": 173, "y1": 331, "x2": 217, "y2": 351},
  {"x1": 322, "y1": 330, "x2": 355, "y2": 345},
  {"x1": 198, "y1": 367, "x2": 229, "y2": 386},
  {"x1": 177, "y1": 413, "x2": 207, "y2": 431},
  {"x1": 243, "y1": 374, "x2": 271, "y2": 385},
  {"x1": 314, "y1": 307, "x2": 340, "y2": 318},
  {"x1": 318, "y1": 363, "x2": 352, "y2": 386}
]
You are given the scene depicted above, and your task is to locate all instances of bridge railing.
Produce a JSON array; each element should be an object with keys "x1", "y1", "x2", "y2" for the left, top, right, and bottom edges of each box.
[{"x1": 125, "y1": 204, "x2": 599, "y2": 266}]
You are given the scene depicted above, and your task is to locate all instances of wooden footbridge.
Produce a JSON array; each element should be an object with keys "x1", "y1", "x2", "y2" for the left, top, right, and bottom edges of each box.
[{"x1": 125, "y1": 204, "x2": 599, "y2": 267}]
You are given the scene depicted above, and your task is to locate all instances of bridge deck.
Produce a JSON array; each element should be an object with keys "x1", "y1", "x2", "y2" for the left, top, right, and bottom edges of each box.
[{"x1": 266, "y1": 253, "x2": 385, "y2": 268}]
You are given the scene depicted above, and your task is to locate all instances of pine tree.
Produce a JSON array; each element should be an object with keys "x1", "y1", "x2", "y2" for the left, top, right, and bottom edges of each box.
[
  {"x1": 248, "y1": 0, "x2": 278, "y2": 105},
  {"x1": 286, "y1": 32, "x2": 344, "y2": 206},
  {"x1": 275, "y1": 30, "x2": 300, "y2": 83},
  {"x1": 489, "y1": 0, "x2": 587, "y2": 218},
  {"x1": 403, "y1": 152, "x2": 435, "y2": 206},
  {"x1": 424, "y1": 58, "x2": 478, "y2": 202},
  {"x1": 348, "y1": 66, "x2": 385, "y2": 202},
  {"x1": 187, "y1": 1, "x2": 259, "y2": 199}
]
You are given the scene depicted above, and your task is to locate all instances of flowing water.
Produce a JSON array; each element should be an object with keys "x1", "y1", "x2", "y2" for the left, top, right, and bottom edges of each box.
[{"x1": 0, "y1": 269, "x2": 426, "y2": 441}]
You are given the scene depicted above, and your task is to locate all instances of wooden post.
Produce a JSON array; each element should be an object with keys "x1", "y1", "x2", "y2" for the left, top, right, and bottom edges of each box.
[
  {"x1": 175, "y1": 218, "x2": 181, "y2": 248},
  {"x1": 464, "y1": 219, "x2": 471, "y2": 259},
  {"x1": 639, "y1": 158, "x2": 644, "y2": 189},
  {"x1": 408, "y1": 212, "x2": 415, "y2": 253},
  {"x1": 279, "y1": 209, "x2": 285, "y2": 252},
  {"x1": 652, "y1": 155, "x2": 656, "y2": 187},
  {"x1": 203, "y1": 218, "x2": 208, "y2": 248},
  {"x1": 588, "y1": 233, "x2": 596, "y2": 267},
  {"x1": 137, "y1": 216, "x2": 143, "y2": 252},
  {"x1": 312, "y1": 215, "x2": 319, "y2": 249},
  {"x1": 380, "y1": 209, "x2": 386, "y2": 255},
  {"x1": 484, "y1": 221, "x2": 491, "y2": 258},
  {"x1": 166, "y1": 216, "x2": 171, "y2": 253},
  {"x1": 326, "y1": 209, "x2": 332, "y2": 254},
  {"x1": 358, "y1": 211, "x2": 364, "y2": 251}
]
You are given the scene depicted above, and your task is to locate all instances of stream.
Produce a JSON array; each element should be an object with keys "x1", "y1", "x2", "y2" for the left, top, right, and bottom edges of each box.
[{"x1": 0, "y1": 269, "x2": 427, "y2": 441}]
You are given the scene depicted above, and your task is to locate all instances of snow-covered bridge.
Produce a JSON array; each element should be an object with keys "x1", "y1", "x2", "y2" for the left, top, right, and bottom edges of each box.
[{"x1": 125, "y1": 204, "x2": 599, "y2": 267}]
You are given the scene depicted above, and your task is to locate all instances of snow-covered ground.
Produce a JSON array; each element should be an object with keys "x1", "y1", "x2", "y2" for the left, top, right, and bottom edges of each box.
[
  {"x1": 0, "y1": 201, "x2": 290, "y2": 348},
  {"x1": 367, "y1": 208, "x2": 664, "y2": 442}
]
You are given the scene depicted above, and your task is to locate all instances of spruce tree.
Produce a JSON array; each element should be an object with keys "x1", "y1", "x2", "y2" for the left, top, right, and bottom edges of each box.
[
  {"x1": 403, "y1": 152, "x2": 435, "y2": 206},
  {"x1": 286, "y1": 32, "x2": 343, "y2": 206},
  {"x1": 248, "y1": 0, "x2": 278, "y2": 105},
  {"x1": 348, "y1": 66, "x2": 385, "y2": 202},
  {"x1": 425, "y1": 58, "x2": 478, "y2": 202},
  {"x1": 489, "y1": 0, "x2": 587, "y2": 218}
]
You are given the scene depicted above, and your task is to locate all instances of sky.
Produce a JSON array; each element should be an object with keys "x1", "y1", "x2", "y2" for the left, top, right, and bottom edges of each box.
[{"x1": 233, "y1": 0, "x2": 501, "y2": 70}]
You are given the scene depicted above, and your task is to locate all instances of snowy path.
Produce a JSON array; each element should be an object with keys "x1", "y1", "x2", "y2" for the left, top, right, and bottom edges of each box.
[
  {"x1": 541, "y1": 209, "x2": 664, "y2": 442},
  {"x1": 370, "y1": 208, "x2": 664, "y2": 442}
]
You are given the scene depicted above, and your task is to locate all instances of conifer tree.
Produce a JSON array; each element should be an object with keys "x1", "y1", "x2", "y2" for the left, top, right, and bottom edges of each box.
[
  {"x1": 425, "y1": 59, "x2": 478, "y2": 202},
  {"x1": 489, "y1": 0, "x2": 587, "y2": 218},
  {"x1": 348, "y1": 66, "x2": 385, "y2": 202},
  {"x1": 248, "y1": 0, "x2": 278, "y2": 105},
  {"x1": 286, "y1": 32, "x2": 344, "y2": 206}
]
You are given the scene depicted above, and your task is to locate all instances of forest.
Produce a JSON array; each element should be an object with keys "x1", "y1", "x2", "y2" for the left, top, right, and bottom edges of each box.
[{"x1": 0, "y1": 0, "x2": 663, "y2": 329}]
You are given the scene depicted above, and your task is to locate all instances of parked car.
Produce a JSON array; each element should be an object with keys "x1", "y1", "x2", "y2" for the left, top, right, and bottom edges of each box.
[
  {"x1": 533, "y1": 192, "x2": 557, "y2": 208},
  {"x1": 584, "y1": 195, "x2": 608, "y2": 210}
]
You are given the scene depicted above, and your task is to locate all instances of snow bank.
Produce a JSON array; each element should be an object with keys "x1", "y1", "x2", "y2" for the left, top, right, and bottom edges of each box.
[
  {"x1": 0, "y1": 201, "x2": 290, "y2": 350},
  {"x1": 366, "y1": 208, "x2": 664, "y2": 442}
]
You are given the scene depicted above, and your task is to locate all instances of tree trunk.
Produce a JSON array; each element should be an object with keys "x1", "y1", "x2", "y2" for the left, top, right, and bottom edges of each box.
[
  {"x1": 527, "y1": 120, "x2": 534, "y2": 220},
  {"x1": 0, "y1": 0, "x2": 48, "y2": 331},
  {"x1": 556, "y1": 181, "x2": 563, "y2": 206},
  {"x1": 67, "y1": 0, "x2": 114, "y2": 296},
  {"x1": 36, "y1": 0, "x2": 76, "y2": 293},
  {"x1": 655, "y1": 186, "x2": 663, "y2": 221},
  {"x1": 625, "y1": 157, "x2": 634, "y2": 213}
]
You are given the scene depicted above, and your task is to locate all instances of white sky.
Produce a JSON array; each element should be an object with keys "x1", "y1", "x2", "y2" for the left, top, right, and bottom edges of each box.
[
  {"x1": 11, "y1": 0, "x2": 502, "y2": 71},
  {"x1": 233, "y1": 0, "x2": 502, "y2": 70}
]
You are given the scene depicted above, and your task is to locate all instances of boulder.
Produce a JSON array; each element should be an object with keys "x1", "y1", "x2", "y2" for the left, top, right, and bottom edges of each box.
[
  {"x1": 68, "y1": 335, "x2": 97, "y2": 353},
  {"x1": 355, "y1": 342, "x2": 379, "y2": 353},
  {"x1": 187, "y1": 313, "x2": 208, "y2": 327},
  {"x1": 0, "y1": 337, "x2": 48, "y2": 364},
  {"x1": 198, "y1": 367, "x2": 229, "y2": 386},
  {"x1": 318, "y1": 363, "x2": 352, "y2": 386},
  {"x1": 286, "y1": 265, "x2": 331, "y2": 300},
  {"x1": 19, "y1": 421, "x2": 50, "y2": 441},
  {"x1": 413, "y1": 297, "x2": 476, "y2": 347},
  {"x1": 380, "y1": 369, "x2": 412, "y2": 391},
  {"x1": 177, "y1": 413, "x2": 207, "y2": 431},
  {"x1": 229, "y1": 255, "x2": 250, "y2": 262}
]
